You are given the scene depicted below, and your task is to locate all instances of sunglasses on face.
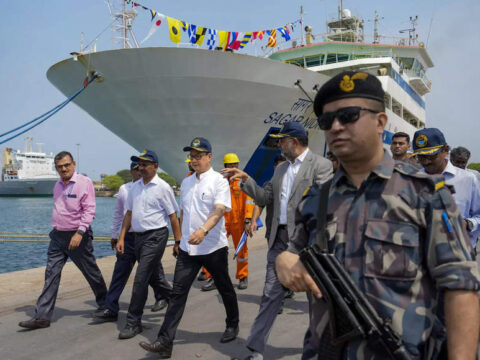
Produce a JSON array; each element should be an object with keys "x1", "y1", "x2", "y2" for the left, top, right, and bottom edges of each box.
[
  {"x1": 190, "y1": 152, "x2": 209, "y2": 160},
  {"x1": 317, "y1": 106, "x2": 379, "y2": 130}
]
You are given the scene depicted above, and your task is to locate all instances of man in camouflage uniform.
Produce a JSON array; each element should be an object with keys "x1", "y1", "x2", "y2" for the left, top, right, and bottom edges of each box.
[{"x1": 275, "y1": 71, "x2": 480, "y2": 359}]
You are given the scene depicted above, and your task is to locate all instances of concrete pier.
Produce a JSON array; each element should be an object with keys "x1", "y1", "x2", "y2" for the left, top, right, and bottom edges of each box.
[{"x1": 0, "y1": 230, "x2": 309, "y2": 360}]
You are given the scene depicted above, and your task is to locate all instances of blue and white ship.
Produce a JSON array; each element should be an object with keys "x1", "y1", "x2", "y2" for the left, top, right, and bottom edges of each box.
[{"x1": 46, "y1": 1, "x2": 432, "y2": 184}]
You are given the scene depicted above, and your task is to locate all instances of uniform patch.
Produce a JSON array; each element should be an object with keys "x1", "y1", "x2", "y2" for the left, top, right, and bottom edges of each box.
[
  {"x1": 339, "y1": 72, "x2": 368, "y2": 92},
  {"x1": 415, "y1": 134, "x2": 428, "y2": 148}
]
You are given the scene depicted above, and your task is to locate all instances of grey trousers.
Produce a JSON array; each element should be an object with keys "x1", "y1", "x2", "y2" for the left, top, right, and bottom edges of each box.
[
  {"x1": 35, "y1": 228, "x2": 107, "y2": 320},
  {"x1": 126, "y1": 227, "x2": 172, "y2": 325},
  {"x1": 246, "y1": 226, "x2": 289, "y2": 354}
]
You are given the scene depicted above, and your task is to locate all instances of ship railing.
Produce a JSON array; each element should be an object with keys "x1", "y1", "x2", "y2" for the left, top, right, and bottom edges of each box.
[{"x1": 403, "y1": 69, "x2": 431, "y2": 88}]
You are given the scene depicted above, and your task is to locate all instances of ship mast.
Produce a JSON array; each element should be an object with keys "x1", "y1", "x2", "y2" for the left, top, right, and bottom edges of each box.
[{"x1": 107, "y1": 0, "x2": 139, "y2": 49}]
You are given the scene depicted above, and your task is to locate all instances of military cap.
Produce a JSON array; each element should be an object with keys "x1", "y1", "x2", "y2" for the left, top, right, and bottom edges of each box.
[
  {"x1": 130, "y1": 160, "x2": 139, "y2": 170},
  {"x1": 131, "y1": 149, "x2": 158, "y2": 164},
  {"x1": 269, "y1": 121, "x2": 307, "y2": 138},
  {"x1": 314, "y1": 71, "x2": 385, "y2": 116},
  {"x1": 412, "y1": 128, "x2": 447, "y2": 156}
]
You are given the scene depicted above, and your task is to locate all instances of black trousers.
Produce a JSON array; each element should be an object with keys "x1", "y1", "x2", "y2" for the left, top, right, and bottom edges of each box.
[
  {"x1": 157, "y1": 246, "x2": 239, "y2": 344},
  {"x1": 35, "y1": 228, "x2": 107, "y2": 320},
  {"x1": 126, "y1": 227, "x2": 172, "y2": 325},
  {"x1": 105, "y1": 232, "x2": 168, "y2": 314}
]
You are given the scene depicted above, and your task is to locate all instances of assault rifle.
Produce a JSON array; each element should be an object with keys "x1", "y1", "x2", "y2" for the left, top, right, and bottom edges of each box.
[{"x1": 300, "y1": 244, "x2": 413, "y2": 360}]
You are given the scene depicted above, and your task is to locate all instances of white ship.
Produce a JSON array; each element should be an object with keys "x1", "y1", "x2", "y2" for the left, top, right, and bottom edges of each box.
[
  {"x1": 46, "y1": 1, "x2": 432, "y2": 184},
  {"x1": 0, "y1": 137, "x2": 58, "y2": 197}
]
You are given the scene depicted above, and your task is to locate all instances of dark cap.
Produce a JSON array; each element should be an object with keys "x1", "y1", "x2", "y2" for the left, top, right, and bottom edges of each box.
[
  {"x1": 269, "y1": 122, "x2": 307, "y2": 138},
  {"x1": 412, "y1": 128, "x2": 447, "y2": 156},
  {"x1": 130, "y1": 149, "x2": 158, "y2": 164},
  {"x1": 183, "y1": 137, "x2": 212, "y2": 153},
  {"x1": 313, "y1": 71, "x2": 385, "y2": 116},
  {"x1": 130, "y1": 161, "x2": 139, "y2": 170}
]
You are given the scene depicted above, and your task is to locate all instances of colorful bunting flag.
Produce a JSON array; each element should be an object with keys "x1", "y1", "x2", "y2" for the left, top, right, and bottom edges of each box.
[
  {"x1": 187, "y1": 24, "x2": 198, "y2": 44},
  {"x1": 218, "y1": 31, "x2": 230, "y2": 50},
  {"x1": 150, "y1": 9, "x2": 156, "y2": 21},
  {"x1": 257, "y1": 30, "x2": 265, "y2": 40},
  {"x1": 267, "y1": 29, "x2": 277, "y2": 47},
  {"x1": 227, "y1": 32, "x2": 238, "y2": 49},
  {"x1": 195, "y1": 27, "x2": 207, "y2": 45},
  {"x1": 141, "y1": 13, "x2": 165, "y2": 44},
  {"x1": 167, "y1": 17, "x2": 182, "y2": 44},
  {"x1": 278, "y1": 26, "x2": 291, "y2": 41},
  {"x1": 229, "y1": 32, "x2": 242, "y2": 50},
  {"x1": 239, "y1": 32, "x2": 253, "y2": 49},
  {"x1": 206, "y1": 29, "x2": 217, "y2": 50}
]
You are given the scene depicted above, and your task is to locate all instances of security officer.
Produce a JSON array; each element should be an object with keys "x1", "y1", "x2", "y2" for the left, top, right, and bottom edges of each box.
[
  {"x1": 275, "y1": 71, "x2": 480, "y2": 359},
  {"x1": 202, "y1": 153, "x2": 254, "y2": 291}
]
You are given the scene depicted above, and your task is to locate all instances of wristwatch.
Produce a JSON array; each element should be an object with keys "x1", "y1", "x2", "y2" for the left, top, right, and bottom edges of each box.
[
  {"x1": 465, "y1": 219, "x2": 474, "y2": 232},
  {"x1": 244, "y1": 218, "x2": 251, "y2": 224},
  {"x1": 200, "y1": 226, "x2": 209, "y2": 236},
  {"x1": 77, "y1": 229, "x2": 85, "y2": 236}
]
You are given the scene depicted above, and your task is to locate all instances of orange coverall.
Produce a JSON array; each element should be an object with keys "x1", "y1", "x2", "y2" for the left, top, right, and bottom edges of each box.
[{"x1": 204, "y1": 178, "x2": 254, "y2": 279}]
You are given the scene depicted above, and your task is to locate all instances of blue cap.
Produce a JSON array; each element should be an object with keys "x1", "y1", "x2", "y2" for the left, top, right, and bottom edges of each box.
[
  {"x1": 183, "y1": 137, "x2": 212, "y2": 153},
  {"x1": 412, "y1": 128, "x2": 447, "y2": 156},
  {"x1": 269, "y1": 122, "x2": 307, "y2": 139},
  {"x1": 130, "y1": 149, "x2": 158, "y2": 163},
  {"x1": 130, "y1": 161, "x2": 139, "y2": 170}
]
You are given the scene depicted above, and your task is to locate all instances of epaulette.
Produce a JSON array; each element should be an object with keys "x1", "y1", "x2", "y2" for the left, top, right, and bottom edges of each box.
[{"x1": 394, "y1": 162, "x2": 446, "y2": 192}]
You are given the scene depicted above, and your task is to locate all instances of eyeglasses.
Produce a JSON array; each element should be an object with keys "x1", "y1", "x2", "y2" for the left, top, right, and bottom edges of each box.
[
  {"x1": 55, "y1": 163, "x2": 72, "y2": 169},
  {"x1": 190, "y1": 152, "x2": 209, "y2": 160},
  {"x1": 317, "y1": 106, "x2": 379, "y2": 130},
  {"x1": 416, "y1": 152, "x2": 441, "y2": 162}
]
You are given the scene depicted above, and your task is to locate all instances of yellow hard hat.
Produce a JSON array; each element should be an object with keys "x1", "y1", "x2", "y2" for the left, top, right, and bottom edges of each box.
[
  {"x1": 185, "y1": 157, "x2": 191, "y2": 163},
  {"x1": 223, "y1": 153, "x2": 240, "y2": 164}
]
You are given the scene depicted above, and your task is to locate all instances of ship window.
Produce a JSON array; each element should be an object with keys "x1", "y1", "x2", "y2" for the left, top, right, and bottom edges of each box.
[
  {"x1": 305, "y1": 56, "x2": 322, "y2": 67},
  {"x1": 392, "y1": 97, "x2": 402, "y2": 117},
  {"x1": 326, "y1": 54, "x2": 337, "y2": 64},
  {"x1": 337, "y1": 54, "x2": 349, "y2": 62},
  {"x1": 384, "y1": 92, "x2": 392, "y2": 110}
]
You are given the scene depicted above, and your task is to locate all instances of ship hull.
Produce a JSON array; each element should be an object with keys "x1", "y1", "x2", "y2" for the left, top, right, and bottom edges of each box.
[
  {"x1": 0, "y1": 179, "x2": 57, "y2": 197},
  {"x1": 47, "y1": 47, "x2": 330, "y2": 181}
]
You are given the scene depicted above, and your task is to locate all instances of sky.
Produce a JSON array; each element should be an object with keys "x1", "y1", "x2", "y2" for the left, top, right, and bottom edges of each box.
[{"x1": 1, "y1": 0, "x2": 479, "y2": 180}]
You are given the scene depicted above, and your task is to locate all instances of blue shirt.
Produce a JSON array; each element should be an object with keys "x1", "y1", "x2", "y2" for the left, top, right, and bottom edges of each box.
[{"x1": 442, "y1": 161, "x2": 480, "y2": 247}]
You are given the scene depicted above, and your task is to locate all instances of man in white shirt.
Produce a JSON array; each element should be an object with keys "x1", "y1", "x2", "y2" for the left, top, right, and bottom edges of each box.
[
  {"x1": 414, "y1": 128, "x2": 480, "y2": 249},
  {"x1": 224, "y1": 122, "x2": 333, "y2": 360},
  {"x1": 139, "y1": 138, "x2": 239, "y2": 358},
  {"x1": 116, "y1": 150, "x2": 182, "y2": 340},
  {"x1": 94, "y1": 161, "x2": 170, "y2": 323}
]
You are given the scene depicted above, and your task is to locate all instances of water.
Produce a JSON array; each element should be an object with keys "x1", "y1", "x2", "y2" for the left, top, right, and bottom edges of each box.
[{"x1": 1, "y1": 197, "x2": 139, "y2": 274}]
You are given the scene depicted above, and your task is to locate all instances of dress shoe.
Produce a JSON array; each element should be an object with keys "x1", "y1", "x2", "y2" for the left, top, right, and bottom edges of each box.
[
  {"x1": 201, "y1": 278, "x2": 217, "y2": 292},
  {"x1": 118, "y1": 323, "x2": 143, "y2": 339},
  {"x1": 151, "y1": 299, "x2": 168, "y2": 312},
  {"x1": 197, "y1": 271, "x2": 207, "y2": 281},
  {"x1": 92, "y1": 305, "x2": 107, "y2": 317},
  {"x1": 18, "y1": 318, "x2": 50, "y2": 329},
  {"x1": 220, "y1": 325, "x2": 239, "y2": 343},
  {"x1": 139, "y1": 339, "x2": 173, "y2": 358},
  {"x1": 238, "y1": 277, "x2": 248, "y2": 290},
  {"x1": 93, "y1": 309, "x2": 118, "y2": 322}
]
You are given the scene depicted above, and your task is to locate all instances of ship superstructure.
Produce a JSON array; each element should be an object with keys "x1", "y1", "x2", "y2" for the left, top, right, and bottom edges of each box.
[{"x1": 46, "y1": 1, "x2": 432, "y2": 184}]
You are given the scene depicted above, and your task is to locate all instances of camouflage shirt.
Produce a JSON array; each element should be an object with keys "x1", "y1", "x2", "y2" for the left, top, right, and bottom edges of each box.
[{"x1": 288, "y1": 152, "x2": 480, "y2": 359}]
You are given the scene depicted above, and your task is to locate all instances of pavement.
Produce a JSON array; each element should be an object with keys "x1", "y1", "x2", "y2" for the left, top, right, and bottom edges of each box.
[{"x1": 0, "y1": 229, "x2": 309, "y2": 360}]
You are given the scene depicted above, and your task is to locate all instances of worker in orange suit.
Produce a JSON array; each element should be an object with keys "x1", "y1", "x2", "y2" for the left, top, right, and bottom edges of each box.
[{"x1": 201, "y1": 153, "x2": 254, "y2": 291}]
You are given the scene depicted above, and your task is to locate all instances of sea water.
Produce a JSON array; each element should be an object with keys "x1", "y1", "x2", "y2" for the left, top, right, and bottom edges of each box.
[{"x1": 0, "y1": 197, "x2": 175, "y2": 274}]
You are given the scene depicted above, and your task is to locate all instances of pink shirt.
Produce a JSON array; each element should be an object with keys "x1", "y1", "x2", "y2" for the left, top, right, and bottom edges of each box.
[{"x1": 51, "y1": 172, "x2": 96, "y2": 232}]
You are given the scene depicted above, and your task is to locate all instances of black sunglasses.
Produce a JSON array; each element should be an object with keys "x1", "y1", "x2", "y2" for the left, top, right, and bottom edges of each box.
[{"x1": 317, "y1": 106, "x2": 379, "y2": 130}]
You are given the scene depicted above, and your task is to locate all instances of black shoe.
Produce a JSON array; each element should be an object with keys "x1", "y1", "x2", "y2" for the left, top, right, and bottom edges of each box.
[
  {"x1": 139, "y1": 339, "x2": 173, "y2": 358},
  {"x1": 201, "y1": 278, "x2": 216, "y2": 292},
  {"x1": 18, "y1": 318, "x2": 50, "y2": 329},
  {"x1": 119, "y1": 323, "x2": 143, "y2": 339},
  {"x1": 92, "y1": 305, "x2": 107, "y2": 317},
  {"x1": 238, "y1": 277, "x2": 248, "y2": 290},
  {"x1": 93, "y1": 309, "x2": 118, "y2": 322},
  {"x1": 151, "y1": 299, "x2": 168, "y2": 312},
  {"x1": 220, "y1": 325, "x2": 239, "y2": 343},
  {"x1": 197, "y1": 271, "x2": 207, "y2": 281}
]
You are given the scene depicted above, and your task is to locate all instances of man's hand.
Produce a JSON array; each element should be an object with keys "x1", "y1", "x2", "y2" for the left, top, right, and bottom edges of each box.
[
  {"x1": 245, "y1": 221, "x2": 258, "y2": 237},
  {"x1": 220, "y1": 168, "x2": 249, "y2": 183},
  {"x1": 189, "y1": 228, "x2": 206, "y2": 245},
  {"x1": 110, "y1": 238, "x2": 118, "y2": 250},
  {"x1": 275, "y1": 251, "x2": 322, "y2": 298},
  {"x1": 68, "y1": 232, "x2": 83, "y2": 250},
  {"x1": 116, "y1": 238, "x2": 125, "y2": 255},
  {"x1": 173, "y1": 244, "x2": 180, "y2": 257}
]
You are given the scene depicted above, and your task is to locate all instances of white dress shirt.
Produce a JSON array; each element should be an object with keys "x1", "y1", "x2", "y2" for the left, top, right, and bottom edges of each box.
[
  {"x1": 111, "y1": 181, "x2": 137, "y2": 238},
  {"x1": 180, "y1": 167, "x2": 231, "y2": 256},
  {"x1": 279, "y1": 148, "x2": 309, "y2": 225},
  {"x1": 442, "y1": 161, "x2": 480, "y2": 246},
  {"x1": 126, "y1": 175, "x2": 179, "y2": 232}
]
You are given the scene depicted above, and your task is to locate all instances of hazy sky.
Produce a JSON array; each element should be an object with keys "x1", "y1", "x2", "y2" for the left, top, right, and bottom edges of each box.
[{"x1": 1, "y1": 0, "x2": 479, "y2": 179}]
